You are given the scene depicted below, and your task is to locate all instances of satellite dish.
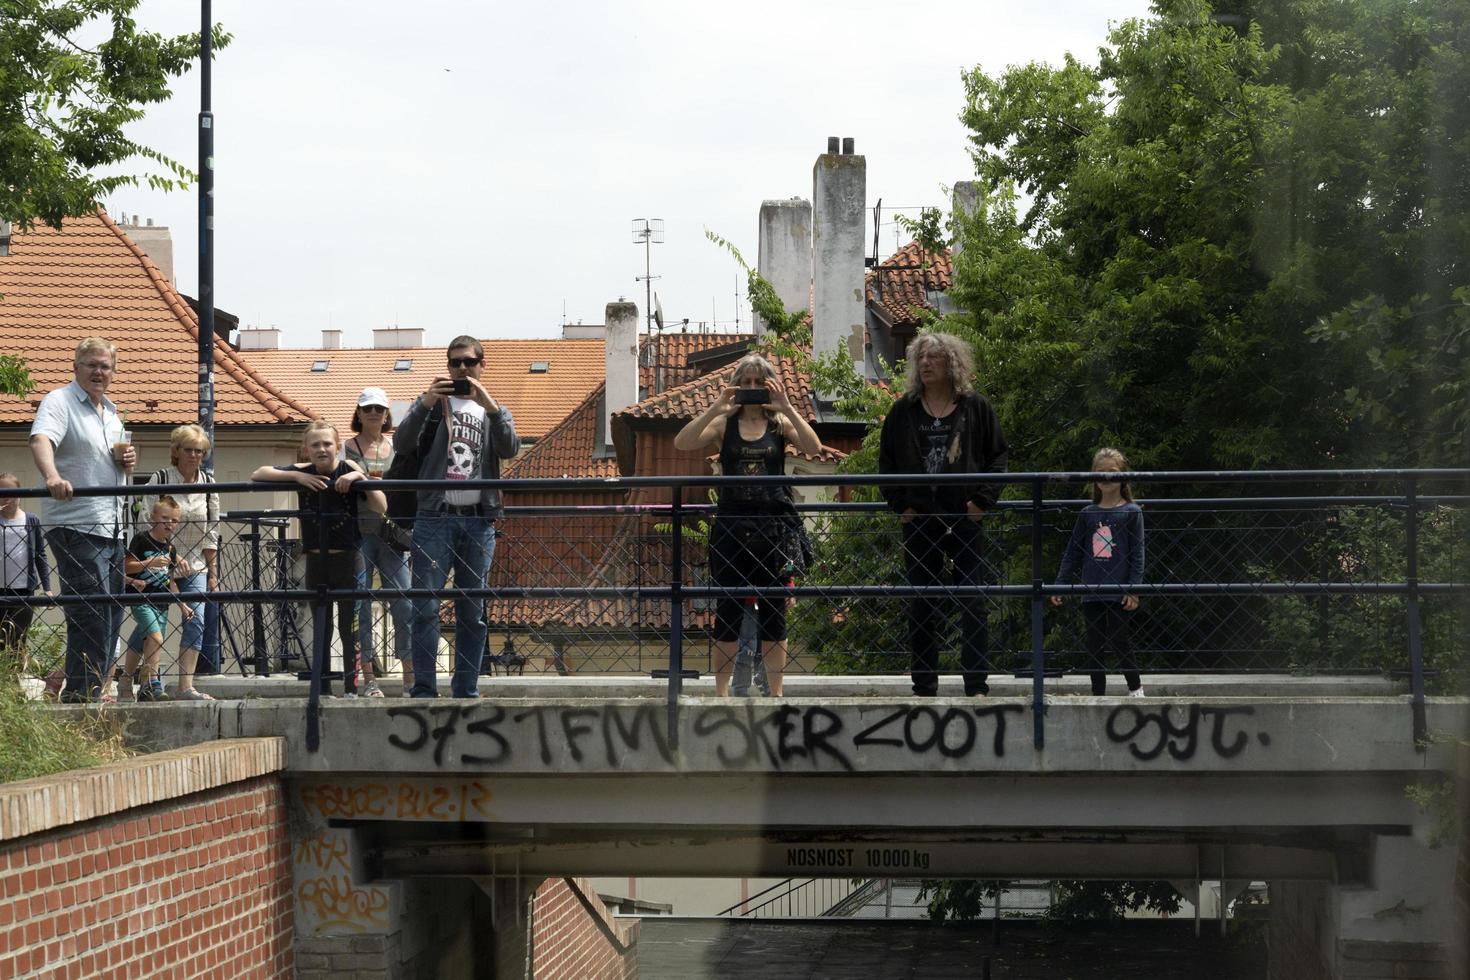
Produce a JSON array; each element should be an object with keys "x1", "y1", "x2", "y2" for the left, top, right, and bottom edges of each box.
[{"x1": 654, "y1": 293, "x2": 665, "y2": 331}]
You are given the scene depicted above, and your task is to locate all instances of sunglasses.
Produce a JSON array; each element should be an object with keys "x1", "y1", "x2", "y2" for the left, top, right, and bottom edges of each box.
[
  {"x1": 359, "y1": 405, "x2": 388, "y2": 413},
  {"x1": 448, "y1": 356, "x2": 482, "y2": 368}
]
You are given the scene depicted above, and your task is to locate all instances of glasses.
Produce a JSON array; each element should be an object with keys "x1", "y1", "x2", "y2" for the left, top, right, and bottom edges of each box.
[
  {"x1": 448, "y1": 357, "x2": 482, "y2": 368},
  {"x1": 360, "y1": 405, "x2": 387, "y2": 413}
]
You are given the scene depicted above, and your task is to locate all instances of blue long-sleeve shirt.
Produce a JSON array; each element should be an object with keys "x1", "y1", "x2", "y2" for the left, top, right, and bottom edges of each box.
[{"x1": 1055, "y1": 502, "x2": 1145, "y2": 601}]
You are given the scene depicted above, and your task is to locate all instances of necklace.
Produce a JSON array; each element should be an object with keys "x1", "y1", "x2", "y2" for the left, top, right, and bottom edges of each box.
[{"x1": 921, "y1": 392, "x2": 955, "y2": 418}]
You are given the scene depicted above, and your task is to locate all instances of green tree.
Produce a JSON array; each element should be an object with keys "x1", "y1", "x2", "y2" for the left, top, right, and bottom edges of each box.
[
  {"x1": 1, "y1": 0, "x2": 229, "y2": 230},
  {"x1": 949, "y1": 0, "x2": 1468, "y2": 473}
]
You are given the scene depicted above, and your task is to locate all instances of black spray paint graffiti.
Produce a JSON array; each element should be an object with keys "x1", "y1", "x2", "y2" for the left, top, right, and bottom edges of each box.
[
  {"x1": 385, "y1": 703, "x2": 675, "y2": 769},
  {"x1": 383, "y1": 703, "x2": 1024, "y2": 771},
  {"x1": 1104, "y1": 704, "x2": 1271, "y2": 761}
]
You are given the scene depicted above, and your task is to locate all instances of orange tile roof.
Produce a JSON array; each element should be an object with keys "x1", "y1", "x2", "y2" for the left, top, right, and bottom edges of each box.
[
  {"x1": 866, "y1": 239, "x2": 954, "y2": 327},
  {"x1": 234, "y1": 331, "x2": 752, "y2": 441},
  {"x1": 240, "y1": 339, "x2": 606, "y2": 440},
  {"x1": 0, "y1": 209, "x2": 314, "y2": 425},
  {"x1": 503, "y1": 384, "x2": 617, "y2": 480}
]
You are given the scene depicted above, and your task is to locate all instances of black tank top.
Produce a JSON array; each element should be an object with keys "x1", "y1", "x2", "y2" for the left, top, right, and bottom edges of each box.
[{"x1": 717, "y1": 417, "x2": 789, "y2": 514}]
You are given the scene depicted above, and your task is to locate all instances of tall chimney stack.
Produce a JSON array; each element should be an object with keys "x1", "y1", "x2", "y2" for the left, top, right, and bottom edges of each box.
[
  {"x1": 604, "y1": 301, "x2": 639, "y2": 446},
  {"x1": 812, "y1": 137, "x2": 866, "y2": 392},
  {"x1": 756, "y1": 198, "x2": 812, "y2": 334}
]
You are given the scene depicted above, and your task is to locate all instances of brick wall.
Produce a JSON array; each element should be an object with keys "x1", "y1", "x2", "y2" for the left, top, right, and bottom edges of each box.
[
  {"x1": 0, "y1": 739, "x2": 292, "y2": 979},
  {"x1": 531, "y1": 877, "x2": 638, "y2": 980}
]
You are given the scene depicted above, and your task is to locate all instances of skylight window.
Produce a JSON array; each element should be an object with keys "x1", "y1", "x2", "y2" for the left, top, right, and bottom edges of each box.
[
  {"x1": 311, "y1": 360, "x2": 328, "y2": 372},
  {"x1": 394, "y1": 358, "x2": 413, "y2": 371},
  {"x1": 529, "y1": 361, "x2": 550, "y2": 374}
]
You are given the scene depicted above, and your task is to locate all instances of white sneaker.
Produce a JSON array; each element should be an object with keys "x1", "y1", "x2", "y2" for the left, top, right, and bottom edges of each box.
[{"x1": 1128, "y1": 687, "x2": 1146, "y2": 698}]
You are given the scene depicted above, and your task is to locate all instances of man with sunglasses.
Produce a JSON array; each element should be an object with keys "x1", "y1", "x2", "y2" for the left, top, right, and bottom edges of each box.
[{"x1": 394, "y1": 336, "x2": 520, "y2": 698}]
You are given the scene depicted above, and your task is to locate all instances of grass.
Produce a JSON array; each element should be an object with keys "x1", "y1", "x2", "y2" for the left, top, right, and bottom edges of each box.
[{"x1": 0, "y1": 626, "x2": 132, "y2": 784}]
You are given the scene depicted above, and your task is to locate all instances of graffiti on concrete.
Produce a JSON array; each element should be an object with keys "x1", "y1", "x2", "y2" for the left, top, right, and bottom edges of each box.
[
  {"x1": 300, "y1": 780, "x2": 493, "y2": 822},
  {"x1": 381, "y1": 702, "x2": 1026, "y2": 771},
  {"x1": 294, "y1": 829, "x2": 392, "y2": 935},
  {"x1": 1104, "y1": 704, "x2": 1271, "y2": 761}
]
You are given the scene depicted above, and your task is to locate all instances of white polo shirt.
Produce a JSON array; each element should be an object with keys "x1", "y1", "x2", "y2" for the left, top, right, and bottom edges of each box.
[{"x1": 29, "y1": 380, "x2": 128, "y2": 538}]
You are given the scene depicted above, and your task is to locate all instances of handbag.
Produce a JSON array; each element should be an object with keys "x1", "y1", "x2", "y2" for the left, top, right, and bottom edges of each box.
[{"x1": 381, "y1": 402, "x2": 442, "y2": 541}]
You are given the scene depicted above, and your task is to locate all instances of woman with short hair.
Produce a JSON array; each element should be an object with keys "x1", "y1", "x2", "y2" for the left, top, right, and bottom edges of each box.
[
  {"x1": 140, "y1": 424, "x2": 219, "y2": 700},
  {"x1": 878, "y1": 331, "x2": 1009, "y2": 697}
]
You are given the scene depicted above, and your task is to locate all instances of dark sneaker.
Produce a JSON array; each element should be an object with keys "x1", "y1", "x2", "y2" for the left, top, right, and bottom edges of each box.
[{"x1": 137, "y1": 681, "x2": 167, "y2": 703}]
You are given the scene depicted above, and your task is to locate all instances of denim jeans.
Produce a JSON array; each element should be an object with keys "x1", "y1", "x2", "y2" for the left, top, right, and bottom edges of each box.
[
  {"x1": 901, "y1": 515, "x2": 992, "y2": 696},
  {"x1": 408, "y1": 513, "x2": 495, "y2": 698},
  {"x1": 358, "y1": 534, "x2": 410, "y2": 664},
  {"x1": 46, "y1": 527, "x2": 124, "y2": 699},
  {"x1": 731, "y1": 606, "x2": 769, "y2": 697},
  {"x1": 175, "y1": 570, "x2": 208, "y2": 653}
]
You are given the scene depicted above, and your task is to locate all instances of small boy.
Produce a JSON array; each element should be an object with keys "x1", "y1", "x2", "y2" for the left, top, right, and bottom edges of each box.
[
  {"x1": 0, "y1": 472, "x2": 52, "y2": 678},
  {"x1": 120, "y1": 496, "x2": 191, "y2": 702}
]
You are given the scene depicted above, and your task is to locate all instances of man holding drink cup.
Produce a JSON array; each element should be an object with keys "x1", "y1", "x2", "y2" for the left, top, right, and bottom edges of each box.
[{"x1": 29, "y1": 337, "x2": 134, "y2": 702}]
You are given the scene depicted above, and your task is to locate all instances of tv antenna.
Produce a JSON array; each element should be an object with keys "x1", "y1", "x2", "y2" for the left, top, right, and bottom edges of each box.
[{"x1": 631, "y1": 218, "x2": 664, "y2": 333}]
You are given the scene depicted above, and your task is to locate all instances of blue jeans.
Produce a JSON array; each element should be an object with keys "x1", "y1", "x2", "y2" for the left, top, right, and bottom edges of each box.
[
  {"x1": 358, "y1": 535, "x2": 410, "y2": 664},
  {"x1": 409, "y1": 513, "x2": 495, "y2": 698},
  {"x1": 175, "y1": 570, "x2": 208, "y2": 653},
  {"x1": 46, "y1": 528, "x2": 124, "y2": 699}
]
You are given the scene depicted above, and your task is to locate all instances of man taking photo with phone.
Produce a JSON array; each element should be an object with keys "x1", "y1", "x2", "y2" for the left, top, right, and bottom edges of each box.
[{"x1": 395, "y1": 336, "x2": 520, "y2": 698}]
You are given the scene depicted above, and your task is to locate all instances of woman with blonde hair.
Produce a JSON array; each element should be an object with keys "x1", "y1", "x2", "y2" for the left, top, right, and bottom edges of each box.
[
  {"x1": 138, "y1": 424, "x2": 219, "y2": 700},
  {"x1": 674, "y1": 353, "x2": 820, "y2": 696},
  {"x1": 878, "y1": 331, "x2": 1009, "y2": 697}
]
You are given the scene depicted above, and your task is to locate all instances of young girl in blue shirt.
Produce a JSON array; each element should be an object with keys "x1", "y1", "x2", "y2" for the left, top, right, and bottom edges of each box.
[{"x1": 1051, "y1": 448, "x2": 1145, "y2": 696}]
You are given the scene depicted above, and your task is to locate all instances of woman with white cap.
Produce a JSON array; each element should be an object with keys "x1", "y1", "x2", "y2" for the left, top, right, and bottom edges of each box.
[{"x1": 344, "y1": 386, "x2": 411, "y2": 696}]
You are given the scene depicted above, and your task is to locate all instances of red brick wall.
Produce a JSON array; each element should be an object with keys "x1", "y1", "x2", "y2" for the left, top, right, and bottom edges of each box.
[
  {"x1": 531, "y1": 877, "x2": 637, "y2": 980},
  {"x1": 0, "y1": 775, "x2": 294, "y2": 979}
]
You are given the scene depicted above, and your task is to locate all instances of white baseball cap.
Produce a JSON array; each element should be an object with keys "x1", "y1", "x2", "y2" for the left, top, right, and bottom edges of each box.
[{"x1": 357, "y1": 387, "x2": 391, "y2": 408}]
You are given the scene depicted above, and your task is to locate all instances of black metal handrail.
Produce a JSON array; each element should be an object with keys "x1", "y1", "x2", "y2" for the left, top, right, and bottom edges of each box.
[{"x1": 12, "y1": 469, "x2": 1466, "y2": 754}]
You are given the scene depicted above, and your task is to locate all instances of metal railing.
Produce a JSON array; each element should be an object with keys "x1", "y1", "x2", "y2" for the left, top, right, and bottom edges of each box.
[{"x1": 4, "y1": 469, "x2": 1465, "y2": 752}]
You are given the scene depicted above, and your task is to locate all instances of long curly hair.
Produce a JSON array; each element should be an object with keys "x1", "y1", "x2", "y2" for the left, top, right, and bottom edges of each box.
[{"x1": 902, "y1": 331, "x2": 975, "y2": 398}]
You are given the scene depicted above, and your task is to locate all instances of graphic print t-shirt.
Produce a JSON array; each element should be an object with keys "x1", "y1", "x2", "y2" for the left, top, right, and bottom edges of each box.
[
  {"x1": 918, "y1": 407, "x2": 955, "y2": 475},
  {"x1": 444, "y1": 397, "x2": 486, "y2": 506},
  {"x1": 127, "y1": 531, "x2": 177, "y2": 594}
]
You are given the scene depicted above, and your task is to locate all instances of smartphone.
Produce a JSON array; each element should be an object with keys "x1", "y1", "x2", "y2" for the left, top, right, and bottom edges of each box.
[
  {"x1": 452, "y1": 378, "x2": 471, "y2": 397},
  {"x1": 734, "y1": 388, "x2": 771, "y2": 405}
]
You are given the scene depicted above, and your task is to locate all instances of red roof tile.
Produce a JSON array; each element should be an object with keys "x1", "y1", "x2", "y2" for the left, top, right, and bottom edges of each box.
[
  {"x1": 503, "y1": 383, "x2": 617, "y2": 480},
  {"x1": 866, "y1": 239, "x2": 954, "y2": 327},
  {"x1": 0, "y1": 210, "x2": 314, "y2": 425}
]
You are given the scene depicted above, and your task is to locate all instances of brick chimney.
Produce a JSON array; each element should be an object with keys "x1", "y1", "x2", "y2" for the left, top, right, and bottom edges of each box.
[
  {"x1": 756, "y1": 198, "x2": 811, "y2": 335},
  {"x1": 812, "y1": 138, "x2": 865, "y2": 392},
  {"x1": 604, "y1": 301, "x2": 639, "y2": 446}
]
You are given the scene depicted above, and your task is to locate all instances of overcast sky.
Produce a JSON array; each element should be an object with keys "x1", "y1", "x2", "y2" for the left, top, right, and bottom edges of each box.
[{"x1": 109, "y1": 0, "x2": 1152, "y2": 349}]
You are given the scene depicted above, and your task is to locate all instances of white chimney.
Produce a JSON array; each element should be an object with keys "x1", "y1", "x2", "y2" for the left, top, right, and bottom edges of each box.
[
  {"x1": 237, "y1": 328, "x2": 281, "y2": 350},
  {"x1": 951, "y1": 181, "x2": 980, "y2": 257},
  {"x1": 128, "y1": 221, "x2": 175, "y2": 285},
  {"x1": 561, "y1": 322, "x2": 606, "y2": 340},
  {"x1": 812, "y1": 137, "x2": 866, "y2": 390},
  {"x1": 756, "y1": 198, "x2": 812, "y2": 334},
  {"x1": 373, "y1": 327, "x2": 425, "y2": 349},
  {"x1": 321, "y1": 329, "x2": 342, "y2": 349},
  {"x1": 604, "y1": 301, "x2": 639, "y2": 446}
]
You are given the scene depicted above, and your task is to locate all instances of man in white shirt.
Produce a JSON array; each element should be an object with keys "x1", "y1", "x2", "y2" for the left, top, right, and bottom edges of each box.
[
  {"x1": 394, "y1": 336, "x2": 520, "y2": 698},
  {"x1": 29, "y1": 337, "x2": 136, "y2": 702}
]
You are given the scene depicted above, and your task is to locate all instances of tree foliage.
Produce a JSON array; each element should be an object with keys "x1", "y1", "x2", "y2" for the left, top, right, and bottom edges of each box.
[
  {"x1": 0, "y1": 0, "x2": 230, "y2": 230},
  {"x1": 948, "y1": 0, "x2": 1468, "y2": 472}
]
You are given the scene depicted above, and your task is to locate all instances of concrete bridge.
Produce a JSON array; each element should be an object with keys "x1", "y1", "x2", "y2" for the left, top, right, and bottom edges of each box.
[{"x1": 93, "y1": 677, "x2": 1469, "y2": 979}]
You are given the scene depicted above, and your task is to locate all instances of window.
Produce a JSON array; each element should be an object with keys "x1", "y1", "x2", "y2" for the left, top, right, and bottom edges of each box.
[
  {"x1": 529, "y1": 361, "x2": 550, "y2": 374},
  {"x1": 394, "y1": 358, "x2": 413, "y2": 371},
  {"x1": 310, "y1": 359, "x2": 328, "y2": 372}
]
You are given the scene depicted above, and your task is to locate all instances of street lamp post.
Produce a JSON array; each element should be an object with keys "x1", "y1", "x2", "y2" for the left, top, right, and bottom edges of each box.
[{"x1": 197, "y1": 0, "x2": 216, "y2": 469}]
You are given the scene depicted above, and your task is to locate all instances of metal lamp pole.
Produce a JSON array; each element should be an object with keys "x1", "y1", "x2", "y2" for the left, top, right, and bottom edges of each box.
[{"x1": 197, "y1": 0, "x2": 216, "y2": 468}]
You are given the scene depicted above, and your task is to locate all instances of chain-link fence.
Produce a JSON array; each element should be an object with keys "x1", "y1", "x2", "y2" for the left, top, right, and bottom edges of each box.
[{"x1": 4, "y1": 473, "x2": 1465, "y2": 732}]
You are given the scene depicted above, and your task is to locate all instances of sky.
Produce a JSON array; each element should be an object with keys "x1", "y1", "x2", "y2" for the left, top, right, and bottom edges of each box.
[{"x1": 109, "y1": 0, "x2": 1153, "y2": 350}]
